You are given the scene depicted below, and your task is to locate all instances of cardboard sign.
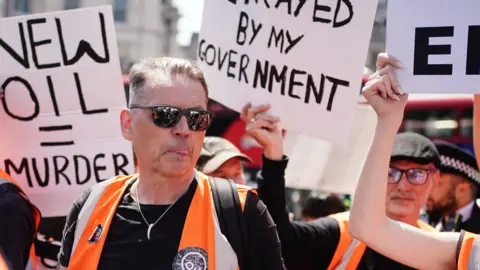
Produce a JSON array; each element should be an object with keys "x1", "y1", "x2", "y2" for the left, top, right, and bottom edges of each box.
[
  {"x1": 0, "y1": 6, "x2": 134, "y2": 217},
  {"x1": 387, "y1": 0, "x2": 480, "y2": 94},
  {"x1": 198, "y1": 0, "x2": 379, "y2": 145},
  {"x1": 283, "y1": 104, "x2": 377, "y2": 194}
]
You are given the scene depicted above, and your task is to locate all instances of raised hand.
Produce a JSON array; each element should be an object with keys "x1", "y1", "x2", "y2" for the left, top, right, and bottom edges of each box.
[
  {"x1": 362, "y1": 53, "x2": 408, "y2": 123},
  {"x1": 240, "y1": 103, "x2": 283, "y2": 160}
]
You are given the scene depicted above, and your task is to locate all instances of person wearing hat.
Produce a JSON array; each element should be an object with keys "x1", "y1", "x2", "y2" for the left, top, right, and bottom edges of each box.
[
  {"x1": 426, "y1": 140, "x2": 480, "y2": 233},
  {"x1": 196, "y1": 136, "x2": 253, "y2": 185},
  {"x1": 347, "y1": 52, "x2": 480, "y2": 270},
  {"x1": 248, "y1": 103, "x2": 439, "y2": 269}
]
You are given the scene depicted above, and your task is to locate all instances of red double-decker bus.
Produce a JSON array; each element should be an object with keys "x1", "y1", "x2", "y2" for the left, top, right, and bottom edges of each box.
[{"x1": 400, "y1": 94, "x2": 474, "y2": 154}]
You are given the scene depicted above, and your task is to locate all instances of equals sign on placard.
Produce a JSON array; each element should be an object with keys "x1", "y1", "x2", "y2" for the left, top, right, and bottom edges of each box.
[{"x1": 38, "y1": 125, "x2": 74, "y2": 147}]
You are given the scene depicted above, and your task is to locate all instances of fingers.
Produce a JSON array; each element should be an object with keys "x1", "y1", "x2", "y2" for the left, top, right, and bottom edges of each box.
[
  {"x1": 246, "y1": 118, "x2": 278, "y2": 132},
  {"x1": 376, "y1": 53, "x2": 404, "y2": 71},
  {"x1": 240, "y1": 103, "x2": 252, "y2": 121},
  {"x1": 379, "y1": 74, "x2": 400, "y2": 101},
  {"x1": 369, "y1": 65, "x2": 404, "y2": 95},
  {"x1": 242, "y1": 103, "x2": 280, "y2": 124},
  {"x1": 363, "y1": 77, "x2": 386, "y2": 99},
  {"x1": 255, "y1": 113, "x2": 280, "y2": 123},
  {"x1": 363, "y1": 73, "x2": 401, "y2": 101},
  {"x1": 247, "y1": 104, "x2": 271, "y2": 121}
]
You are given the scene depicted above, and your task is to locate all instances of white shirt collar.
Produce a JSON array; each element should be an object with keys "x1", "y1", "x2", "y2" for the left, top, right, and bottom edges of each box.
[{"x1": 457, "y1": 201, "x2": 475, "y2": 222}]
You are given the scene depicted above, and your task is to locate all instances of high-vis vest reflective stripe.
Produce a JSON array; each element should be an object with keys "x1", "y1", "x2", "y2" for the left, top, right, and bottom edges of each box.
[
  {"x1": 457, "y1": 231, "x2": 480, "y2": 270},
  {"x1": 0, "y1": 170, "x2": 41, "y2": 270},
  {"x1": 326, "y1": 211, "x2": 436, "y2": 270},
  {"x1": 68, "y1": 171, "x2": 252, "y2": 270}
]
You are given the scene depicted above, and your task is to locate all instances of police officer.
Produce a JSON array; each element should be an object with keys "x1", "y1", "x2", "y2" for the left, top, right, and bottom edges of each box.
[{"x1": 427, "y1": 140, "x2": 480, "y2": 233}]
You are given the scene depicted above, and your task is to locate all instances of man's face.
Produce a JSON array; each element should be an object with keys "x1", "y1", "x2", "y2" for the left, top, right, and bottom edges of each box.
[
  {"x1": 427, "y1": 173, "x2": 458, "y2": 214},
  {"x1": 120, "y1": 76, "x2": 207, "y2": 177},
  {"x1": 386, "y1": 160, "x2": 438, "y2": 219},
  {"x1": 208, "y1": 157, "x2": 246, "y2": 185}
]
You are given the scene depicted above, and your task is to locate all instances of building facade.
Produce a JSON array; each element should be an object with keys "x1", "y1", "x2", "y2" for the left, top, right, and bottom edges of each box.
[
  {"x1": 365, "y1": 0, "x2": 387, "y2": 70},
  {"x1": 0, "y1": 0, "x2": 183, "y2": 73}
]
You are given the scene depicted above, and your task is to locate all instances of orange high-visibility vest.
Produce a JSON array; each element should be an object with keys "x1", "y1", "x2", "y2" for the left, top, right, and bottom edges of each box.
[
  {"x1": 457, "y1": 231, "x2": 480, "y2": 270},
  {"x1": 326, "y1": 211, "x2": 436, "y2": 270},
  {"x1": 68, "y1": 171, "x2": 252, "y2": 270},
  {"x1": 0, "y1": 169, "x2": 41, "y2": 270}
]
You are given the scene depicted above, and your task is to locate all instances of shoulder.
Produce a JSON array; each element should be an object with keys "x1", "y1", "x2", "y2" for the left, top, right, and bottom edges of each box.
[
  {"x1": 308, "y1": 215, "x2": 342, "y2": 233},
  {"x1": 0, "y1": 192, "x2": 33, "y2": 221},
  {"x1": 0, "y1": 191, "x2": 29, "y2": 207},
  {"x1": 70, "y1": 175, "x2": 136, "y2": 212}
]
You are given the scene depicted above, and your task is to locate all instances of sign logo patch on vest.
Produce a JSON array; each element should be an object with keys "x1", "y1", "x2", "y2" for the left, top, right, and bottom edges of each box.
[
  {"x1": 172, "y1": 247, "x2": 208, "y2": 270},
  {"x1": 88, "y1": 224, "x2": 103, "y2": 244}
]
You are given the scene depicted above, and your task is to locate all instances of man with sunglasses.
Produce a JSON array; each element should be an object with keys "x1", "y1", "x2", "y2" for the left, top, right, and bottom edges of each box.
[{"x1": 57, "y1": 57, "x2": 285, "y2": 270}]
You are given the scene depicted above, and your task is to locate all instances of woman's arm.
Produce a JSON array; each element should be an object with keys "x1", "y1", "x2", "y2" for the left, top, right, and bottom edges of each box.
[{"x1": 348, "y1": 53, "x2": 460, "y2": 270}]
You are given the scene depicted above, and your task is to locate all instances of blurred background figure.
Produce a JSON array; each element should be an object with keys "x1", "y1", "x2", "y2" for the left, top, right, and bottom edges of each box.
[
  {"x1": 301, "y1": 194, "x2": 347, "y2": 221},
  {"x1": 196, "y1": 136, "x2": 252, "y2": 185},
  {"x1": 426, "y1": 140, "x2": 480, "y2": 233}
]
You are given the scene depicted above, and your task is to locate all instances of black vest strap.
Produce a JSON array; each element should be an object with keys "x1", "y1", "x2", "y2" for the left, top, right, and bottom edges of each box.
[{"x1": 209, "y1": 177, "x2": 248, "y2": 270}]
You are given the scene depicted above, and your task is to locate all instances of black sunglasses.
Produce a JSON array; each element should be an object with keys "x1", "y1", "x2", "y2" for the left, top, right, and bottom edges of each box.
[
  {"x1": 130, "y1": 105, "x2": 214, "y2": 131},
  {"x1": 388, "y1": 167, "x2": 436, "y2": 185}
]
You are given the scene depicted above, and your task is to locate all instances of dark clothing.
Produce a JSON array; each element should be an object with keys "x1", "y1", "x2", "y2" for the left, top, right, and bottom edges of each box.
[
  {"x1": 257, "y1": 155, "x2": 417, "y2": 270},
  {"x1": 457, "y1": 202, "x2": 480, "y2": 234},
  {"x1": 430, "y1": 201, "x2": 480, "y2": 234},
  {"x1": 0, "y1": 184, "x2": 36, "y2": 270},
  {"x1": 59, "y1": 176, "x2": 285, "y2": 269}
]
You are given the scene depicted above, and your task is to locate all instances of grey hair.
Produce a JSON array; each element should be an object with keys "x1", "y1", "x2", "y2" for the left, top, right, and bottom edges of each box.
[{"x1": 128, "y1": 57, "x2": 209, "y2": 107}]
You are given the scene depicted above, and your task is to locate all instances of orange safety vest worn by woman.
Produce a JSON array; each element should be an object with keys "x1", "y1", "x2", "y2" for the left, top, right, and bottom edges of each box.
[
  {"x1": 326, "y1": 211, "x2": 436, "y2": 270},
  {"x1": 0, "y1": 169, "x2": 41, "y2": 270},
  {"x1": 68, "y1": 171, "x2": 251, "y2": 270}
]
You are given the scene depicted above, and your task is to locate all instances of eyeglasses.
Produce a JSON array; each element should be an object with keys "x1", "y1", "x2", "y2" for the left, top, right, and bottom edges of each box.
[
  {"x1": 388, "y1": 167, "x2": 436, "y2": 185},
  {"x1": 130, "y1": 105, "x2": 214, "y2": 131}
]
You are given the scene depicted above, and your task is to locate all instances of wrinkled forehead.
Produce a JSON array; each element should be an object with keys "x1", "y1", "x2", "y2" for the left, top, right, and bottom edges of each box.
[{"x1": 390, "y1": 160, "x2": 436, "y2": 170}]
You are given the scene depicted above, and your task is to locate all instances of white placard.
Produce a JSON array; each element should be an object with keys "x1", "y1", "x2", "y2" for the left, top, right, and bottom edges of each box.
[
  {"x1": 0, "y1": 6, "x2": 134, "y2": 217},
  {"x1": 387, "y1": 0, "x2": 480, "y2": 94},
  {"x1": 284, "y1": 104, "x2": 377, "y2": 194},
  {"x1": 198, "y1": 0, "x2": 379, "y2": 146}
]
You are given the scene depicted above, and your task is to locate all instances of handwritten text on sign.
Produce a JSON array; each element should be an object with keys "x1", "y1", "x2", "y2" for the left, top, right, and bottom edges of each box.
[
  {"x1": 0, "y1": 6, "x2": 134, "y2": 217},
  {"x1": 387, "y1": 0, "x2": 480, "y2": 94},
  {"x1": 198, "y1": 0, "x2": 379, "y2": 145}
]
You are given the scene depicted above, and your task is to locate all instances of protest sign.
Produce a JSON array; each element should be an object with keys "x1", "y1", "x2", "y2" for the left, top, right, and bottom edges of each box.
[
  {"x1": 283, "y1": 104, "x2": 376, "y2": 194},
  {"x1": 198, "y1": 0, "x2": 379, "y2": 145},
  {"x1": 387, "y1": 0, "x2": 480, "y2": 94},
  {"x1": 0, "y1": 6, "x2": 134, "y2": 217}
]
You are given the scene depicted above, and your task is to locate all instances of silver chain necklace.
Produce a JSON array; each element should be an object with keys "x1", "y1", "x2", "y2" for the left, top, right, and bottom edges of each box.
[{"x1": 134, "y1": 182, "x2": 180, "y2": 240}]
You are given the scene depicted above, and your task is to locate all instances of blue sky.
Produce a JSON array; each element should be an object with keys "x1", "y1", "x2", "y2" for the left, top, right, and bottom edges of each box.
[{"x1": 174, "y1": 0, "x2": 204, "y2": 46}]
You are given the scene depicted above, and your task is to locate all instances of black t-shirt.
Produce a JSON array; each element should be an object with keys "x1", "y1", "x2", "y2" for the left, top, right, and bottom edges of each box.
[
  {"x1": 257, "y1": 156, "x2": 417, "y2": 270},
  {"x1": 58, "y1": 177, "x2": 285, "y2": 270},
  {"x1": 0, "y1": 184, "x2": 36, "y2": 270}
]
